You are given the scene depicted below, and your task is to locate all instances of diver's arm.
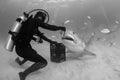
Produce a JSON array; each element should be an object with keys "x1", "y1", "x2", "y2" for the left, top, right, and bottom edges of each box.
[
  {"x1": 41, "y1": 34, "x2": 56, "y2": 44},
  {"x1": 40, "y1": 33, "x2": 57, "y2": 44},
  {"x1": 35, "y1": 30, "x2": 57, "y2": 44},
  {"x1": 37, "y1": 21, "x2": 66, "y2": 31}
]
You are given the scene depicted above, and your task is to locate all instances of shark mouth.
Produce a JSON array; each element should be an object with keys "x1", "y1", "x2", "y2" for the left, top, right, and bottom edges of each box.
[{"x1": 62, "y1": 36, "x2": 74, "y2": 41}]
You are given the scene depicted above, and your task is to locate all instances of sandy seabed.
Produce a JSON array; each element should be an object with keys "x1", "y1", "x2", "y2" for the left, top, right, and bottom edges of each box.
[{"x1": 1, "y1": 41, "x2": 120, "y2": 80}]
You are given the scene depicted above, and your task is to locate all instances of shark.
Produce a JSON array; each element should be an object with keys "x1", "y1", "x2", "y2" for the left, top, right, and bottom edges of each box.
[
  {"x1": 61, "y1": 29, "x2": 96, "y2": 58},
  {"x1": 61, "y1": 30, "x2": 86, "y2": 53}
]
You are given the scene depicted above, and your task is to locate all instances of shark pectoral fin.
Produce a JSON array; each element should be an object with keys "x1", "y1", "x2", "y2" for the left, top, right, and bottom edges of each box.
[{"x1": 83, "y1": 49, "x2": 96, "y2": 57}]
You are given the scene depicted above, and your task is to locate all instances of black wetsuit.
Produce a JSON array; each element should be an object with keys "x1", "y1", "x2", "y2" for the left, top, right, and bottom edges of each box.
[{"x1": 13, "y1": 16, "x2": 64, "y2": 63}]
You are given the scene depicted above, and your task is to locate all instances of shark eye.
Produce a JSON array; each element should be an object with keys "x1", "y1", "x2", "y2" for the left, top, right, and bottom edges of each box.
[{"x1": 73, "y1": 32, "x2": 75, "y2": 34}]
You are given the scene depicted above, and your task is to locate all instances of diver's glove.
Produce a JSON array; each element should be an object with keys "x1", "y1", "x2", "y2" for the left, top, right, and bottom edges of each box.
[{"x1": 59, "y1": 26, "x2": 66, "y2": 32}]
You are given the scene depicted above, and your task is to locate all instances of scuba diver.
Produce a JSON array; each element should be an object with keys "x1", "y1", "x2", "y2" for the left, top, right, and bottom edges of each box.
[{"x1": 8, "y1": 9, "x2": 66, "y2": 80}]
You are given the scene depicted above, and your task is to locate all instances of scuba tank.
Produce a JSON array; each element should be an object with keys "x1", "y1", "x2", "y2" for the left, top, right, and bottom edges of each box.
[{"x1": 5, "y1": 13, "x2": 28, "y2": 52}]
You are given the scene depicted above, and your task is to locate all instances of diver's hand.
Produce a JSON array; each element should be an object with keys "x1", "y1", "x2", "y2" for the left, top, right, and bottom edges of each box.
[
  {"x1": 59, "y1": 26, "x2": 66, "y2": 32},
  {"x1": 36, "y1": 37, "x2": 43, "y2": 43}
]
